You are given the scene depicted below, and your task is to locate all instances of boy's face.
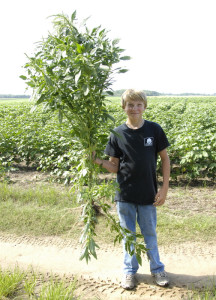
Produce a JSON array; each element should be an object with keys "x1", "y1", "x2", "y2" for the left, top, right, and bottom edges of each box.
[{"x1": 124, "y1": 99, "x2": 145, "y2": 119}]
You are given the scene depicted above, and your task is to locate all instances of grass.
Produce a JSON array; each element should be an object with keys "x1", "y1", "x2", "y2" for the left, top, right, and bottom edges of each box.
[
  {"x1": 186, "y1": 280, "x2": 216, "y2": 299},
  {"x1": 0, "y1": 267, "x2": 79, "y2": 299},
  {"x1": 157, "y1": 208, "x2": 216, "y2": 245},
  {"x1": 0, "y1": 178, "x2": 215, "y2": 299},
  {"x1": 0, "y1": 183, "x2": 75, "y2": 206},
  {"x1": 0, "y1": 182, "x2": 215, "y2": 245},
  {"x1": 0, "y1": 267, "x2": 24, "y2": 298},
  {"x1": 0, "y1": 183, "x2": 81, "y2": 238}
]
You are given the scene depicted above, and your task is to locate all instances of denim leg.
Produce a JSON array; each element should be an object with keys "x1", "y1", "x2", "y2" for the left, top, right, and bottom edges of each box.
[
  {"x1": 116, "y1": 202, "x2": 139, "y2": 275},
  {"x1": 137, "y1": 205, "x2": 164, "y2": 273}
]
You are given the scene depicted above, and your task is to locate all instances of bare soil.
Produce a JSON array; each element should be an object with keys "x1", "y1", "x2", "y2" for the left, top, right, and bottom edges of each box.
[{"x1": 1, "y1": 169, "x2": 216, "y2": 299}]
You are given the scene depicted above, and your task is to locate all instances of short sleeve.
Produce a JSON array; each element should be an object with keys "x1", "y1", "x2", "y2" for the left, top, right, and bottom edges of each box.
[
  {"x1": 105, "y1": 132, "x2": 123, "y2": 158},
  {"x1": 156, "y1": 125, "x2": 170, "y2": 153}
]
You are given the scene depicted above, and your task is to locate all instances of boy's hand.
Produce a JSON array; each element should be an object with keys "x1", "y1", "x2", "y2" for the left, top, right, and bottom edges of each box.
[{"x1": 153, "y1": 188, "x2": 168, "y2": 206}]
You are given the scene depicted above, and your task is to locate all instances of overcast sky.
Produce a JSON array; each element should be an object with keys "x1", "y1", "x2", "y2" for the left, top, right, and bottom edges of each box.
[{"x1": 1, "y1": 0, "x2": 216, "y2": 95}]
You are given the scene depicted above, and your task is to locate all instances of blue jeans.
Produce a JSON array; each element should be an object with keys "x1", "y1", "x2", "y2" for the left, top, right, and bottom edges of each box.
[{"x1": 117, "y1": 201, "x2": 164, "y2": 275}]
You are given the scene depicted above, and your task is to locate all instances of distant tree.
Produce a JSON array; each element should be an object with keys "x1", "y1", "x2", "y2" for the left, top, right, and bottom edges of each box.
[
  {"x1": 111, "y1": 89, "x2": 160, "y2": 97},
  {"x1": 0, "y1": 94, "x2": 30, "y2": 99}
]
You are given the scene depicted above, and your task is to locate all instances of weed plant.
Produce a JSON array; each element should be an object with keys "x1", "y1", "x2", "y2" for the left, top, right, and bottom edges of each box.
[
  {"x1": 0, "y1": 267, "x2": 79, "y2": 299},
  {"x1": 186, "y1": 279, "x2": 216, "y2": 300},
  {"x1": 0, "y1": 267, "x2": 24, "y2": 298}
]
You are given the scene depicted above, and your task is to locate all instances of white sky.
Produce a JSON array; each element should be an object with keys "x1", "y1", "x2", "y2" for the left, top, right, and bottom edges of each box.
[{"x1": 1, "y1": 0, "x2": 216, "y2": 95}]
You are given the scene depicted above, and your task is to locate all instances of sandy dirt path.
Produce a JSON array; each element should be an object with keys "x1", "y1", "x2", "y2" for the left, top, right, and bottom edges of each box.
[{"x1": 0, "y1": 234, "x2": 215, "y2": 299}]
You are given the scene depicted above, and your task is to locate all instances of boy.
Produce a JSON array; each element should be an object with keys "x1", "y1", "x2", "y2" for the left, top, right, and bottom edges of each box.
[{"x1": 94, "y1": 89, "x2": 170, "y2": 290}]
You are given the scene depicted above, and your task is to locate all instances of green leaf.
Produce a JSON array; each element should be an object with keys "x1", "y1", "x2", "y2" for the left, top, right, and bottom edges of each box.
[
  {"x1": 120, "y1": 56, "x2": 131, "y2": 61},
  {"x1": 112, "y1": 38, "x2": 120, "y2": 46},
  {"x1": 26, "y1": 81, "x2": 36, "y2": 88},
  {"x1": 89, "y1": 239, "x2": 98, "y2": 258},
  {"x1": 20, "y1": 75, "x2": 27, "y2": 80},
  {"x1": 99, "y1": 28, "x2": 106, "y2": 37},
  {"x1": 110, "y1": 129, "x2": 122, "y2": 139},
  {"x1": 91, "y1": 26, "x2": 100, "y2": 36},
  {"x1": 90, "y1": 48, "x2": 97, "y2": 56},
  {"x1": 106, "y1": 91, "x2": 114, "y2": 96},
  {"x1": 79, "y1": 247, "x2": 88, "y2": 261},
  {"x1": 44, "y1": 75, "x2": 53, "y2": 87},
  {"x1": 83, "y1": 85, "x2": 90, "y2": 96},
  {"x1": 136, "y1": 254, "x2": 142, "y2": 266},
  {"x1": 71, "y1": 11, "x2": 77, "y2": 22},
  {"x1": 118, "y1": 69, "x2": 128, "y2": 73},
  {"x1": 105, "y1": 113, "x2": 115, "y2": 122},
  {"x1": 76, "y1": 43, "x2": 84, "y2": 54},
  {"x1": 75, "y1": 71, "x2": 81, "y2": 85},
  {"x1": 64, "y1": 75, "x2": 74, "y2": 81},
  {"x1": 100, "y1": 65, "x2": 109, "y2": 71},
  {"x1": 36, "y1": 94, "x2": 46, "y2": 105},
  {"x1": 58, "y1": 110, "x2": 63, "y2": 123}
]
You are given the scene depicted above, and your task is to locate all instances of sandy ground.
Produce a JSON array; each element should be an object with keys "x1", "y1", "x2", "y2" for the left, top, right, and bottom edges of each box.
[
  {"x1": 0, "y1": 234, "x2": 215, "y2": 299},
  {"x1": 1, "y1": 169, "x2": 215, "y2": 299}
]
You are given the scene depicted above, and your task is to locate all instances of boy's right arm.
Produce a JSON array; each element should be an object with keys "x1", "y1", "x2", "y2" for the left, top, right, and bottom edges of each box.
[{"x1": 95, "y1": 156, "x2": 119, "y2": 173}]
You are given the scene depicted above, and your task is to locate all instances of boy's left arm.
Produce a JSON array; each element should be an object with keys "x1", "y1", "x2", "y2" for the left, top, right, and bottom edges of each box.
[{"x1": 154, "y1": 148, "x2": 170, "y2": 207}]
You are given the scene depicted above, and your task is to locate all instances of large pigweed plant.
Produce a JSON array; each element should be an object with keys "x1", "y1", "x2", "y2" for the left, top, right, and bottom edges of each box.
[{"x1": 21, "y1": 11, "x2": 147, "y2": 263}]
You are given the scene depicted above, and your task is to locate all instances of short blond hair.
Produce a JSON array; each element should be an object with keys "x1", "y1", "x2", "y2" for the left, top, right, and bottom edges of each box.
[{"x1": 121, "y1": 89, "x2": 147, "y2": 109}]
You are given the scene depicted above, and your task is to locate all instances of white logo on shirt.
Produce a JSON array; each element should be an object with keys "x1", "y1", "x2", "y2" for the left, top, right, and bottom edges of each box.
[{"x1": 144, "y1": 137, "x2": 154, "y2": 146}]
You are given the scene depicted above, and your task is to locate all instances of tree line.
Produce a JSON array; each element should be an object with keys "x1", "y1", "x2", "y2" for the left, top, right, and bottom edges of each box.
[
  {"x1": 1, "y1": 91, "x2": 216, "y2": 99},
  {"x1": 0, "y1": 94, "x2": 30, "y2": 99},
  {"x1": 111, "y1": 90, "x2": 216, "y2": 97}
]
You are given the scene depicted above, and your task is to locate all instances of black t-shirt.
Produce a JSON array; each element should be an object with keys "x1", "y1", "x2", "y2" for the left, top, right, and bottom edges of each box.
[{"x1": 105, "y1": 120, "x2": 170, "y2": 205}]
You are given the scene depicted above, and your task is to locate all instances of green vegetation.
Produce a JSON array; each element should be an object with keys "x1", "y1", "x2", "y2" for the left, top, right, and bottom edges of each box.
[
  {"x1": 187, "y1": 282, "x2": 216, "y2": 300},
  {"x1": 1, "y1": 95, "x2": 215, "y2": 264},
  {"x1": 0, "y1": 266, "x2": 215, "y2": 300},
  {"x1": 0, "y1": 104, "x2": 77, "y2": 182},
  {"x1": 0, "y1": 98, "x2": 30, "y2": 105},
  {"x1": 157, "y1": 209, "x2": 216, "y2": 244},
  {"x1": 1, "y1": 9, "x2": 215, "y2": 299},
  {"x1": 0, "y1": 182, "x2": 215, "y2": 299},
  {"x1": 109, "y1": 96, "x2": 216, "y2": 182},
  {"x1": 19, "y1": 11, "x2": 139, "y2": 263},
  {"x1": 0, "y1": 93, "x2": 215, "y2": 297},
  {"x1": 0, "y1": 182, "x2": 215, "y2": 246},
  {"x1": 0, "y1": 183, "x2": 80, "y2": 238},
  {"x1": 0, "y1": 267, "x2": 79, "y2": 299},
  {"x1": 1, "y1": 96, "x2": 216, "y2": 183},
  {"x1": 0, "y1": 267, "x2": 24, "y2": 299}
]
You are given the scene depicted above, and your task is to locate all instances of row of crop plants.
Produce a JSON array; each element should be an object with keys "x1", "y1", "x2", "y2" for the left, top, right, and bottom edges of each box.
[{"x1": 0, "y1": 97, "x2": 216, "y2": 182}]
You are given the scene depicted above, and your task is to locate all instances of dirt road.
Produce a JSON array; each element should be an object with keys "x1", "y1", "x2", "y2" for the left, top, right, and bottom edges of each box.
[{"x1": 0, "y1": 234, "x2": 215, "y2": 299}]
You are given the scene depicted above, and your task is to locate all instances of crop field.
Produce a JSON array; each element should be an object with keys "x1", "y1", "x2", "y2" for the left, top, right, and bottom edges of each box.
[
  {"x1": 0, "y1": 96, "x2": 216, "y2": 183},
  {"x1": 0, "y1": 96, "x2": 216, "y2": 300},
  {"x1": 0, "y1": 98, "x2": 29, "y2": 105}
]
